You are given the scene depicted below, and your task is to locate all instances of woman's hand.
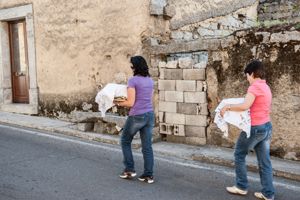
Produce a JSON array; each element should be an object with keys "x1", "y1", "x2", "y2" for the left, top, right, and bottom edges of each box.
[{"x1": 220, "y1": 105, "x2": 230, "y2": 117}]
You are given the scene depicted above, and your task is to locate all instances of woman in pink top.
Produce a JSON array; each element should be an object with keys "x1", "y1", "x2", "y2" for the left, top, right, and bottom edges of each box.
[{"x1": 220, "y1": 60, "x2": 275, "y2": 200}]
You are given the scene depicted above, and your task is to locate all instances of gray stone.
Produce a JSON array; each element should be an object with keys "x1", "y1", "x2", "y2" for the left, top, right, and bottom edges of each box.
[
  {"x1": 162, "y1": 69, "x2": 183, "y2": 80},
  {"x1": 68, "y1": 111, "x2": 102, "y2": 123},
  {"x1": 178, "y1": 57, "x2": 193, "y2": 68},
  {"x1": 183, "y1": 32, "x2": 193, "y2": 41},
  {"x1": 102, "y1": 114, "x2": 127, "y2": 128},
  {"x1": 166, "y1": 60, "x2": 178, "y2": 69},
  {"x1": 194, "y1": 62, "x2": 207, "y2": 69},
  {"x1": 164, "y1": 5, "x2": 176, "y2": 18},
  {"x1": 270, "y1": 31, "x2": 300, "y2": 43},
  {"x1": 150, "y1": 0, "x2": 167, "y2": 15},
  {"x1": 77, "y1": 123, "x2": 94, "y2": 132},
  {"x1": 171, "y1": 31, "x2": 184, "y2": 40},
  {"x1": 183, "y1": 69, "x2": 205, "y2": 80}
]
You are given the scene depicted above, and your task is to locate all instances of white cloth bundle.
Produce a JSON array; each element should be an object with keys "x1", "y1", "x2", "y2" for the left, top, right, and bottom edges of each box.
[
  {"x1": 95, "y1": 83, "x2": 127, "y2": 117},
  {"x1": 214, "y1": 98, "x2": 251, "y2": 138}
]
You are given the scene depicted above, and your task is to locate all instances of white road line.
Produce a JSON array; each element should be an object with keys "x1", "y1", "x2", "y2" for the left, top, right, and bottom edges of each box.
[{"x1": 1, "y1": 124, "x2": 300, "y2": 191}]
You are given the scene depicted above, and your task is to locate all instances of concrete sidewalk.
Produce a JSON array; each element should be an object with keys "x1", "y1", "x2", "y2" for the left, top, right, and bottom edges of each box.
[{"x1": 0, "y1": 111, "x2": 299, "y2": 182}]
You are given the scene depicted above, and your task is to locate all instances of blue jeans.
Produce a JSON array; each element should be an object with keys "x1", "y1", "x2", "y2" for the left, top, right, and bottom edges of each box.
[
  {"x1": 121, "y1": 111, "x2": 154, "y2": 176},
  {"x1": 234, "y1": 122, "x2": 275, "y2": 199}
]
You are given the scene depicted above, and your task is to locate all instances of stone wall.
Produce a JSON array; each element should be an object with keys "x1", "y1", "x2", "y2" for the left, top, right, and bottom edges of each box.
[
  {"x1": 147, "y1": 0, "x2": 300, "y2": 160},
  {"x1": 258, "y1": 0, "x2": 300, "y2": 23}
]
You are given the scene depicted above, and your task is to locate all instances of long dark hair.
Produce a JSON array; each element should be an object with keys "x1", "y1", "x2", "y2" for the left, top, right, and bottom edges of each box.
[{"x1": 130, "y1": 56, "x2": 150, "y2": 77}]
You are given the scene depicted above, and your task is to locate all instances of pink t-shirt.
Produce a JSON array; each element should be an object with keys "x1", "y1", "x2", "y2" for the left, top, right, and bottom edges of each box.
[{"x1": 247, "y1": 80, "x2": 272, "y2": 126}]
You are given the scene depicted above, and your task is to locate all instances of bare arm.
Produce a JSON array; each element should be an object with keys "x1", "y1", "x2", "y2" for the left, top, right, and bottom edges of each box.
[
  {"x1": 220, "y1": 93, "x2": 255, "y2": 117},
  {"x1": 113, "y1": 87, "x2": 136, "y2": 108}
]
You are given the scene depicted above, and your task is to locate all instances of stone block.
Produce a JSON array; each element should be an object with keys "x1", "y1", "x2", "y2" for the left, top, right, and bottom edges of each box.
[
  {"x1": 150, "y1": 0, "x2": 167, "y2": 15},
  {"x1": 194, "y1": 61, "x2": 207, "y2": 69},
  {"x1": 94, "y1": 121, "x2": 106, "y2": 133},
  {"x1": 158, "y1": 80, "x2": 176, "y2": 91},
  {"x1": 176, "y1": 80, "x2": 196, "y2": 92},
  {"x1": 166, "y1": 60, "x2": 178, "y2": 69},
  {"x1": 184, "y1": 92, "x2": 207, "y2": 103},
  {"x1": 171, "y1": 31, "x2": 184, "y2": 40},
  {"x1": 158, "y1": 101, "x2": 177, "y2": 113},
  {"x1": 177, "y1": 103, "x2": 198, "y2": 115},
  {"x1": 197, "y1": 27, "x2": 214, "y2": 37},
  {"x1": 165, "y1": 113, "x2": 185, "y2": 124},
  {"x1": 173, "y1": 124, "x2": 185, "y2": 136},
  {"x1": 185, "y1": 115, "x2": 207, "y2": 126},
  {"x1": 183, "y1": 69, "x2": 205, "y2": 80},
  {"x1": 178, "y1": 57, "x2": 193, "y2": 69},
  {"x1": 159, "y1": 91, "x2": 165, "y2": 101},
  {"x1": 185, "y1": 137, "x2": 206, "y2": 145},
  {"x1": 183, "y1": 32, "x2": 193, "y2": 41},
  {"x1": 185, "y1": 125, "x2": 206, "y2": 138},
  {"x1": 77, "y1": 123, "x2": 94, "y2": 132},
  {"x1": 163, "y1": 69, "x2": 183, "y2": 80},
  {"x1": 164, "y1": 5, "x2": 176, "y2": 18},
  {"x1": 158, "y1": 61, "x2": 166, "y2": 68},
  {"x1": 165, "y1": 91, "x2": 184, "y2": 102},
  {"x1": 149, "y1": 68, "x2": 159, "y2": 77}
]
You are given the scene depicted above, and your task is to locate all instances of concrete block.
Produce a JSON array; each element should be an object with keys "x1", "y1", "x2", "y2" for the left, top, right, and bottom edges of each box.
[
  {"x1": 158, "y1": 80, "x2": 176, "y2": 91},
  {"x1": 197, "y1": 103, "x2": 208, "y2": 115},
  {"x1": 177, "y1": 103, "x2": 198, "y2": 115},
  {"x1": 163, "y1": 69, "x2": 183, "y2": 80},
  {"x1": 185, "y1": 125, "x2": 206, "y2": 138},
  {"x1": 178, "y1": 57, "x2": 193, "y2": 69},
  {"x1": 77, "y1": 123, "x2": 94, "y2": 132},
  {"x1": 185, "y1": 137, "x2": 206, "y2": 145},
  {"x1": 185, "y1": 115, "x2": 207, "y2": 126},
  {"x1": 159, "y1": 112, "x2": 165, "y2": 122},
  {"x1": 166, "y1": 60, "x2": 178, "y2": 69},
  {"x1": 184, "y1": 92, "x2": 207, "y2": 103},
  {"x1": 159, "y1": 91, "x2": 165, "y2": 101},
  {"x1": 174, "y1": 124, "x2": 185, "y2": 136},
  {"x1": 176, "y1": 80, "x2": 196, "y2": 92},
  {"x1": 158, "y1": 101, "x2": 177, "y2": 113},
  {"x1": 165, "y1": 91, "x2": 184, "y2": 102},
  {"x1": 196, "y1": 81, "x2": 203, "y2": 91},
  {"x1": 183, "y1": 69, "x2": 205, "y2": 80},
  {"x1": 165, "y1": 113, "x2": 185, "y2": 125},
  {"x1": 159, "y1": 123, "x2": 174, "y2": 135}
]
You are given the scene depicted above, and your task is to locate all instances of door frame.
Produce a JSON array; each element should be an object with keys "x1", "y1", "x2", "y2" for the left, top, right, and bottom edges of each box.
[{"x1": 0, "y1": 4, "x2": 38, "y2": 114}]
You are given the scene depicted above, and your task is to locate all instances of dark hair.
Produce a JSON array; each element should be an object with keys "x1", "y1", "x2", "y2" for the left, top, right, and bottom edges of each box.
[
  {"x1": 130, "y1": 56, "x2": 150, "y2": 77},
  {"x1": 244, "y1": 60, "x2": 265, "y2": 79}
]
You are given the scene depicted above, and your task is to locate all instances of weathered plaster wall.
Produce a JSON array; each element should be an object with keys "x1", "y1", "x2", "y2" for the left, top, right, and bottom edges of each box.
[
  {"x1": 0, "y1": 0, "x2": 151, "y2": 115},
  {"x1": 206, "y1": 26, "x2": 300, "y2": 160}
]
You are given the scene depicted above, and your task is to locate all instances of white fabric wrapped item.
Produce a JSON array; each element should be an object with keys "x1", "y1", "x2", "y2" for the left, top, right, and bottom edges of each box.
[
  {"x1": 214, "y1": 98, "x2": 251, "y2": 138},
  {"x1": 95, "y1": 83, "x2": 127, "y2": 117}
]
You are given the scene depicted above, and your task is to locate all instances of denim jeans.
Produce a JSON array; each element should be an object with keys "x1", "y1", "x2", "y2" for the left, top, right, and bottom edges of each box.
[
  {"x1": 121, "y1": 111, "x2": 154, "y2": 176},
  {"x1": 234, "y1": 122, "x2": 275, "y2": 199}
]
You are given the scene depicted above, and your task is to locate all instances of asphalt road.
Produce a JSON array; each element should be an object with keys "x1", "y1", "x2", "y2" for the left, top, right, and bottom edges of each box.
[{"x1": 0, "y1": 124, "x2": 299, "y2": 200}]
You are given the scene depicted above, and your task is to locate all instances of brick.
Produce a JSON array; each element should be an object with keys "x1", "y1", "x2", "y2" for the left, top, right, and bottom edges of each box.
[
  {"x1": 184, "y1": 92, "x2": 207, "y2": 103},
  {"x1": 185, "y1": 125, "x2": 206, "y2": 138},
  {"x1": 178, "y1": 57, "x2": 193, "y2": 68},
  {"x1": 165, "y1": 113, "x2": 185, "y2": 124},
  {"x1": 177, "y1": 103, "x2": 198, "y2": 115},
  {"x1": 197, "y1": 103, "x2": 208, "y2": 115},
  {"x1": 185, "y1": 137, "x2": 206, "y2": 145},
  {"x1": 165, "y1": 91, "x2": 184, "y2": 102},
  {"x1": 159, "y1": 91, "x2": 165, "y2": 101},
  {"x1": 174, "y1": 124, "x2": 185, "y2": 136},
  {"x1": 166, "y1": 60, "x2": 178, "y2": 69},
  {"x1": 185, "y1": 115, "x2": 207, "y2": 126},
  {"x1": 158, "y1": 101, "x2": 177, "y2": 113},
  {"x1": 183, "y1": 69, "x2": 205, "y2": 80},
  {"x1": 163, "y1": 69, "x2": 183, "y2": 80},
  {"x1": 158, "y1": 80, "x2": 176, "y2": 91},
  {"x1": 176, "y1": 80, "x2": 196, "y2": 91}
]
